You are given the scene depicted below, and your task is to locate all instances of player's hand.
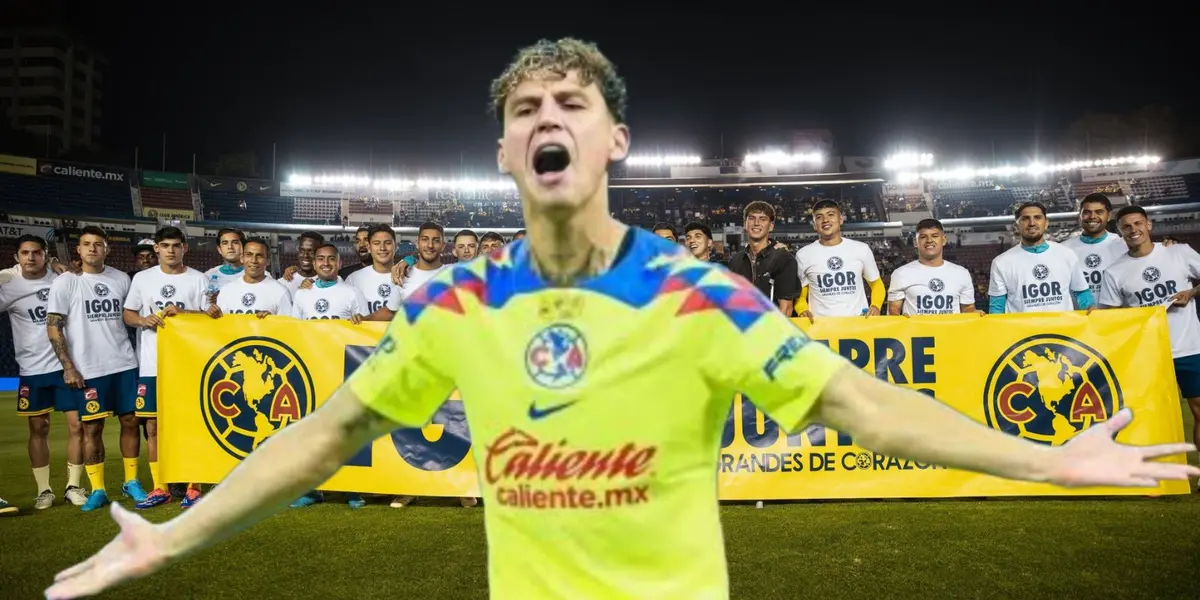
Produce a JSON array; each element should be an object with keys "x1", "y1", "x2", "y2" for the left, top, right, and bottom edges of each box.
[
  {"x1": 1162, "y1": 238, "x2": 1177, "y2": 247},
  {"x1": 45, "y1": 503, "x2": 171, "y2": 600},
  {"x1": 254, "y1": 310, "x2": 272, "y2": 319},
  {"x1": 63, "y1": 367, "x2": 85, "y2": 389},
  {"x1": 1167, "y1": 288, "x2": 1197, "y2": 307},
  {"x1": 299, "y1": 278, "x2": 314, "y2": 290},
  {"x1": 1086, "y1": 305, "x2": 1100, "y2": 315},
  {"x1": 161, "y1": 305, "x2": 181, "y2": 318},
  {"x1": 773, "y1": 241, "x2": 788, "y2": 251},
  {"x1": 391, "y1": 261, "x2": 410, "y2": 286},
  {"x1": 1043, "y1": 408, "x2": 1199, "y2": 488},
  {"x1": 798, "y1": 310, "x2": 814, "y2": 324},
  {"x1": 282, "y1": 265, "x2": 298, "y2": 281},
  {"x1": 139, "y1": 314, "x2": 165, "y2": 330},
  {"x1": 206, "y1": 305, "x2": 223, "y2": 319},
  {"x1": 49, "y1": 260, "x2": 71, "y2": 275},
  {"x1": 865, "y1": 306, "x2": 880, "y2": 318},
  {"x1": 349, "y1": 314, "x2": 363, "y2": 325}
]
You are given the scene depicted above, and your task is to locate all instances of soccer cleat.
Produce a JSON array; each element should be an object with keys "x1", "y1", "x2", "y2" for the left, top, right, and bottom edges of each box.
[
  {"x1": 347, "y1": 493, "x2": 366, "y2": 509},
  {"x1": 81, "y1": 490, "x2": 110, "y2": 512},
  {"x1": 460, "y1": 497, "x2": 478, "y2": 508},
  {"x1": 0, "y1": 497, "x2": 16, "y2": 515},
  {"x1": 136, "y1": 489, "x2": 172, "y2": 510},
  {"x1": 289, "y1": 491, "x2": 324, "y2": 509},
  {"x1": 180, "y1": 488, "x2": 202, "y2": 509},
  {"x1": 34, "y1": 489, "x2": 55, "y2": 510},
  {"x1": 122, "y1": 480, "x2": 149, "y2": 503},
  {"x1": 64, "y1": 486, "x2": 89, "y2": 507},
  {"x1": 389, "y1": 495, "x2": 414, "y2": 508}
]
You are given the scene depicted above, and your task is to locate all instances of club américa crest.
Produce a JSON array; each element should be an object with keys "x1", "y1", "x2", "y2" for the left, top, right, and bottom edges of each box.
[
  {"x1": 525, "y1": 324, "x2": 587, "y2": 389},
  {"x1": 201, "y1": 337, "x2": 315, "y2": 459},
  {"x1": 983, "y1": 334, "x2": 1122, "y2": 446}
]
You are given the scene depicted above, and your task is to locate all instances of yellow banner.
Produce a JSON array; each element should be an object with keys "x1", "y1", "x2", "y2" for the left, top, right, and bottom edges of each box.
[
  {"x1": 158, "y1": 308, "x2": 1190, "y2": 498},
  {"x1": 143, "y1": 207, "x2": 195, "y2": 220},
  {"x1": 0, "y1": 154, "x2": 36, "y2": 176}
]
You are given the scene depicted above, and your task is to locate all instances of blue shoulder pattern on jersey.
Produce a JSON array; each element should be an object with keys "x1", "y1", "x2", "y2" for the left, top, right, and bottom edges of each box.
[{"x1": 480, "y1": 228, "x2": 775, "y2": 332}]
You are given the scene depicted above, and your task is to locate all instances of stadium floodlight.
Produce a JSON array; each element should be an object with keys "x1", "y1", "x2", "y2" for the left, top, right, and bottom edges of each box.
[
  {"x1": 883, "y1": 152, "x2": 935, "y2": 170},
  {"x1": 909, "y1": 154, "x2": 1161, "y2": 181},
  {"x1": 624, "y1": 154, "x2": 702, "y2": 167},
  {"x1": 288, "y1": 174, "x2": 313, "y2": 186},
  {"x1": 744, "y1": 150, "x2": 824, "y2": 167}
]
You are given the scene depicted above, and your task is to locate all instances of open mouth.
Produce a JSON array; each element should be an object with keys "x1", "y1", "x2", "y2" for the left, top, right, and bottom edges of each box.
[{"x1": 533, "y1": 144, "x2": 570, "y2": 175}]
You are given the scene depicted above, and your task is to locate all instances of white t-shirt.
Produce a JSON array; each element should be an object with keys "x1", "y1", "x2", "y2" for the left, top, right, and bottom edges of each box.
[
  {"x1": 125, "y1": 267, "x2": 211, "y2": 378},
  {"x1": 205, "y1": 264, "x2": 273, "y2": 294},
  {"x1": 46, "y1": 267, "x2": 139, "y2": 379},
  {"x1": 1099, "y1": 243, "x2": 1200, "y2": 359},
  {"x1": 987, "y1": 242, "x2": 1088, "y2": 313},
  {"x1": 1061, "y1": 233, "x2": 1127, "y2": 297},
  {"x1": 284, "y1": 272, "x2": 342, "y2": 297},
  {"x1": 794, "y1": 238, "x2": 880, "y2": 317},
  {"x1": 0, "y1": 270, "x2": 61, "y2": 376},
  {"x1": 291, "y1": 281, "x2": 368, "y2": 320},
  {"x1": 216, "y1": 277, "x2": 293, "y2": 316},
  {"x1": 886, "y1": 260, "x2": 975, "y2": 315},
  {"x1": 388, "y1": 264, "x2": 449, "y2": 310},
  {"x1": 346, "y1": 266, "x2": 402, "y2": 315}
]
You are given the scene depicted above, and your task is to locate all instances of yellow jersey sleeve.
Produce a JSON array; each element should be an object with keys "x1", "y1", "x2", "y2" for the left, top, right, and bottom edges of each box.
[
  {"x1": 346, "y1": 301, "x2": 457, "y2": 427},
  {"x1": 705, "y1": 308, "x2": 849, "y2": 433}
]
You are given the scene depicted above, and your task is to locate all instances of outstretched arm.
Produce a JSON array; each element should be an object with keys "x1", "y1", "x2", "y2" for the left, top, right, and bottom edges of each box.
[
  {"x1": 815, "y1": 363, "x2": 1198, "y2": 487},
  {"x1": 46, "y1": 384, "x2": 398, "y2": 599}
]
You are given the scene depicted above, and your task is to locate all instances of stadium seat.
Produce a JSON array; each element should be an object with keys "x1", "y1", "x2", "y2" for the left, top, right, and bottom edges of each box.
[{"x1": 0, "y1": 173, "x2": 136, "y2": 220}]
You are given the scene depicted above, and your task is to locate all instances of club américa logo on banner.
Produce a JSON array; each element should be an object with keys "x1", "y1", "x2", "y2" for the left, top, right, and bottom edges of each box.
[
  {"x1": 982, "y1": 334, "x2": 1123, "y2": 446},
  {"x1": 200, "y1": 336, "x2": 315, "y2": 459}
]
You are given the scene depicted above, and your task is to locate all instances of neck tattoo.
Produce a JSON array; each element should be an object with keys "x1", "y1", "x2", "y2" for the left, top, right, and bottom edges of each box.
[{"x1": 536, "y1": 244, "x2": 612, "y2": 287}]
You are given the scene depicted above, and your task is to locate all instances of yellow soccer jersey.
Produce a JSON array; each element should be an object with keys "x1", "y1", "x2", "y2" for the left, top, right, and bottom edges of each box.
[{"x1": 348, "y1": 228, "x2": 850, "y2": 599}]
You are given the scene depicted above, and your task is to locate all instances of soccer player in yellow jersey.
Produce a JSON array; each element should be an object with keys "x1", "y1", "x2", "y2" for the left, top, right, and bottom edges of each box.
[{"x1": 48, "y1": 39, "x2": 1199, "y2": 600}]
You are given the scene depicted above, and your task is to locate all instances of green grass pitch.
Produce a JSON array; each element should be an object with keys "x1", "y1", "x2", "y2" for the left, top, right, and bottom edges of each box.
[{"x1": 1, "y1": 392, "x2": 1196, "y2": 599}]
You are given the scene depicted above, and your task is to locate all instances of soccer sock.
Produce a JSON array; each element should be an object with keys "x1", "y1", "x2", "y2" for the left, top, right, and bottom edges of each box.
[
  {"x1": 85, "y1": 464, "x2": 105, "y2": 492},
  {"x1": 149, "y1": 462, "x2": 161, "y2": 491},
  {"x1": 67, "y1": 463, "x2": 84, "y2": 488},
  {"x1": 123, "y1": 457, "x2": 139, "y2": 483},
  {"x1": 32, "y1": 466, "x2": 51, "y2": 493}
]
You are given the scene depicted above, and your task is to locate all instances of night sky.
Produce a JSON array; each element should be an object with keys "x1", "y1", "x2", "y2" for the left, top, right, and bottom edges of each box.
[{"x1": 28, "y1": 2, "x2": 1200, "y2": 176}]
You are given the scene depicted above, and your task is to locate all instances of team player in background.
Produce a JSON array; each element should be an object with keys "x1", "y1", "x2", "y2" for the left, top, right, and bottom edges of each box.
[
  {"x1": 988, "y1": 201, "x2": 1093, "y2": 314},
  {"x1": 282, "y1": 231, "x2": 335, "y2": 295},
  {"x1": 338, "y1": 226, "x2": 373, "y2": 280},
  {"x1": 479, "y1": 231, "x2": 505, "y2": 255},
  {"x1": 291, "y1": 244, "x2": 368, "y2": 323},
  {"x1": 124, "y1": 227, "x2": 217, "y2": 509},
  {"x1": 727, "y1": 201, "x2": 800, "y2": 315},
  {"x1": 684, "y1": 222, "x2": 723, "y2": 265},
  {"x1": 1062, "y1": 193, "x2": 1126, "y2": 297},
  {"x1": 394, "y1": 222, "x2": 448, "y2": 301},
  {"x1": 887, "y1": 219, "x2": 976, "y2": 315},
  {"x1": 347, "y1": 225, "x2": 402, "y2": 318},
  {"x1": 213, "y1": 238, "x2": 292, "y2": 317},
  {"x1": 289, "y1": 242, "x2": 366, "y2": 509},
  {"x1": 203, "y1": 229, "x2": 274, "y2": 300},
  {"x1": 45, "y1": 226, "x2": 147, "y2": 512},
  {"x1": 794, "y1": 199, "x2": 884, "y2": 320},
  {"x1": 0, "y1": 235, "x2": 88, "y2": 508},
  {"x1": 452, "y1": 229, "x2": 480, "y2": 262},
  {"x1": 47, "y1": 38, "x2": 1200, "y2": 600},
  {"x1": 1097, "y1": 206, "x2": 1200, "y2": 489}
]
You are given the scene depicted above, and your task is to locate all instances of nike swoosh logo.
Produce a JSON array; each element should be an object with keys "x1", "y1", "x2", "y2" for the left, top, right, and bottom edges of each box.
[
  {"x1": 528, "y1": 400, "x2": 578, "y2": 420},
  {"x1": 208, "y1": 182, "x2": 219, "y2": 187},
  {"x1": 259, "y1": 186, "x2": 271, "y2": 191}
]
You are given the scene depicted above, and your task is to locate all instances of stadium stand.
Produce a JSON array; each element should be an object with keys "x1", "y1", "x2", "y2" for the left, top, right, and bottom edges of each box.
[
  {"x1": 199, "y1": 189, "x2": 293, "y2": 223},
  {"x1": 1132, "y1": 175, "x2": 1190, "y2": 205},
  {"x1": 0, "y1": 173, "x2": 136, "y2": 220},
  {"x1": 292, "y1": 197, "x2": 340, "y2": 224},
  {"x1": 140, "y1": 186, "x2": 194, "y2": 213}
]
